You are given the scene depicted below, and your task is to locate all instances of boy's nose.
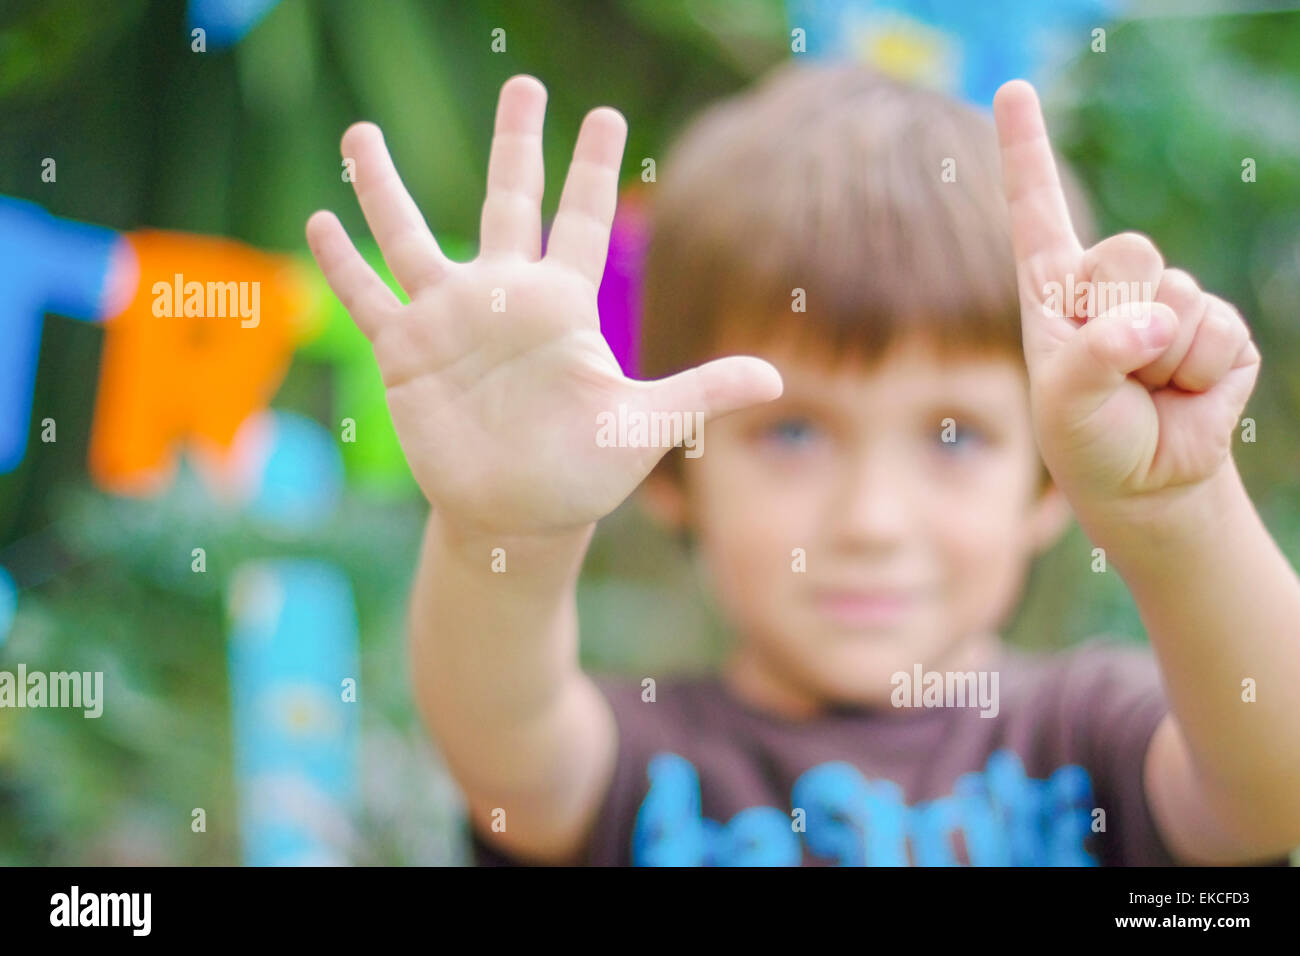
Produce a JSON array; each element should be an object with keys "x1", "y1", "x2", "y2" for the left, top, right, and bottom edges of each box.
[{"x1": 829, "y1": 451, "x2": 913, "y2": 550}]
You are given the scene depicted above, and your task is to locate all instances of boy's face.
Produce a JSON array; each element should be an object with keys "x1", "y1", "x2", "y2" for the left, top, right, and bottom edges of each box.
[{"x1": 643, "y1": 331, "x2": 1071, "y2": 718}]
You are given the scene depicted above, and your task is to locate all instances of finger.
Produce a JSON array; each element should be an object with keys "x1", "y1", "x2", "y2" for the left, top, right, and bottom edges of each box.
[
  {"x1": 341, "y1": 121, "x2": 449, "y2": 295},
  {"x1": 305, "y1": 210, "x2": 402, "y2": 339},
  {"x1": 1081, "y1": 232, "x2": 1163, "y2": 320},
  {"x1": 1170, "y1": 295, "x2": 1250, "y2": 393},
  {"x1": 992, "y1": 80, "x2": 1083, "y2": 267},
  {"x1": 641, "y1": 356, "x2": 784, "y2": 424},
  {"x1": 545, "y1": 106, "x2": 628, "y2": 287},
  {"x1": 1236, "y1": 336, "x2": 1262, "y2": 369},
  {"x1": 1047, "y1": 301, "x2": 1178, "y2": 420},
  {"x1": 479, "y1": 74, "x2": 547, "y2": 261},
  {"x1": 1135, "y1": 269, "x2": 1206, "y2": 388}
]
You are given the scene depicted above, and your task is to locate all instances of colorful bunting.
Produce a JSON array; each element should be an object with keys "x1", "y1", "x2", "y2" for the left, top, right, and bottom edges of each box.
[
  {"x1": 596, "y1": 188, "x2": 649, "y2": 379},
  {"x1": 785, "y1": 0, "x2": 1121, "y2": 107},
  {"x1": 187, "y1": 0, "x2": 285, "y2": 49},
  {"x1": 0, "y1": 566, "x2": 16, "y2": 648},
  {"x1": 0, "y1": 197, "x2": 135, "y2": 474},
  {"x1": 87, "y1": 230, "x2": 316, "y2": 497}
]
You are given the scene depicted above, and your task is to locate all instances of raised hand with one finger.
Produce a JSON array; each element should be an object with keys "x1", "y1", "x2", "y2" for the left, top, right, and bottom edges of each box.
[{"x1": 991, "y1": 80, "x2": 1260, "y2": 525}]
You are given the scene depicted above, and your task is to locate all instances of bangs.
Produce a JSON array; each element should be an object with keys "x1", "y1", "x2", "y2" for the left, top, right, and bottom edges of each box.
[
  {"x1": 700, "y1": 160, "x2": 1025, "y2": 372},
  {"x1": 641, "y1": 60, "x2": 1092, "y2": 384}
]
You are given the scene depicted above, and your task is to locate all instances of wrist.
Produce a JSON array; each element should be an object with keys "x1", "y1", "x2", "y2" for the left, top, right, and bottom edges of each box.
[
  {"x1": 1075, "y1": 460, "x2": 1246, "y2": 564},
  {"x1": 429, "y1": 508, "x2": 598, "y2": 565}
]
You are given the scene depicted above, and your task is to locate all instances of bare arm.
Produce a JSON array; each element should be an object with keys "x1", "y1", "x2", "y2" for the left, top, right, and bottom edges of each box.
[
  {"x1": 408, "y1": 513, "x2": 617, "y2": 863},
  {"x1": 1090, "y1": 464, "x2": 1300, "y2": 863}
]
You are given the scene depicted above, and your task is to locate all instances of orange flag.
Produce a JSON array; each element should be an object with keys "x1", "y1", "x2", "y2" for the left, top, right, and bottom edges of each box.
[{"x1": 89, "y1": 230, "x2": 318, "y2": 496}]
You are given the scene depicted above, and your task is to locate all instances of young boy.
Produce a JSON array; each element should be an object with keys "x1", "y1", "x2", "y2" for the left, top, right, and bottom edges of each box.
[{"x1": 305, "y1": 62, "x2": 1300, "y2": 866}]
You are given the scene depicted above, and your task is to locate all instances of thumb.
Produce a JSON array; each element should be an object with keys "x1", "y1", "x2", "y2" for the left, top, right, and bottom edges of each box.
[
  {"x1": 641, "y1": 355, "x2": 784, "y2": 423},
  {"x1": 1047, "y1": 301, "x2": 1178, "y2": 417}
]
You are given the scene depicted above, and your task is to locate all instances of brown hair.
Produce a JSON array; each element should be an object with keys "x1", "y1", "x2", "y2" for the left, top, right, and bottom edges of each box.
[{"x1": 639, "y1": 60, "x2": 1093, "y2": 486}]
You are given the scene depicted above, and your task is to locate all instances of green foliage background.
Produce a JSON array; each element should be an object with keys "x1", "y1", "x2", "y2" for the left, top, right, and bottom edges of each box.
[{"x1": 0, "y1": 0, "x2": 1296, "y2": 864}]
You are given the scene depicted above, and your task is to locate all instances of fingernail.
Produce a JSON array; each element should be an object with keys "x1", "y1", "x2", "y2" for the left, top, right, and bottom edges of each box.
[{"x1": 1134, "y1": 305, "x2": 1173, "y2": 349}]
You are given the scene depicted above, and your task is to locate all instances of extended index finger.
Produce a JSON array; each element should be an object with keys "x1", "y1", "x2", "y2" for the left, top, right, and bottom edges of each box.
[{"x1": 992, "y1": 80, "x2": 1082, "y2": 266}]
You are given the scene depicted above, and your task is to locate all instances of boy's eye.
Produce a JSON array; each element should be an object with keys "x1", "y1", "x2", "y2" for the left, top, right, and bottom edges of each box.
[
  {"x1": 763, "y1": 418, "x2": 819, "y2": 446},
  {"x1": 937, "y1": 422, "x2": 987, "y2": 451}
]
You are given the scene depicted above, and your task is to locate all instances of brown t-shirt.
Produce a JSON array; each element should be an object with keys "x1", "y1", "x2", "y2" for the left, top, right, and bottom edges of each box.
[{"x1": 470, "y1": 638, "x2": 1283, "y2": 866}]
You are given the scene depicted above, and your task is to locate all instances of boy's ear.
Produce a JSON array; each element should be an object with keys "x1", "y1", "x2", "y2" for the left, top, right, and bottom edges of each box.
[
  {"x1": 637, "y1": 466, "x2": 689, "y2": 533},
  {"x1": 1027, "y1": 476, "x2": 1073, "y2": 554}
]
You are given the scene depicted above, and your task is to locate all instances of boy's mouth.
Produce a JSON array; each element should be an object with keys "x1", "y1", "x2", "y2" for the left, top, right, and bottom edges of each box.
[{"x1": 813, "y1": 589, "x2": 920, "y2": 628}]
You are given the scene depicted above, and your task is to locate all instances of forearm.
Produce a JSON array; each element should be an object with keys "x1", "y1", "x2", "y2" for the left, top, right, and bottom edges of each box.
[
  {"x1": 408, "y1": 508, "x2": 597, "y2": 795},
  {"x1": 1085, "y1": 461, "x2": 1300, "y2": 842}
]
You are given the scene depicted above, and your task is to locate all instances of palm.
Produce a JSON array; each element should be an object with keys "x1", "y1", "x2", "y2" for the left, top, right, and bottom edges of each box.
[
  {"x1": 380, "y1": 261, "x2": 680, "y2": 532},
  {"x1": 307, "y1": 76, "x2": 781, "y2": 535}
]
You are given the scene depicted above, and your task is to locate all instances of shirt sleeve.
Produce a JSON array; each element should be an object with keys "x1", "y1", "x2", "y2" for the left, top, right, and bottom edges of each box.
[
  {"x1": 1058, "y1": 637, "x2": 1290, "y2": 867},
  {"x1": 468, "y1": 673, "x2": 669, "y2": 866}
]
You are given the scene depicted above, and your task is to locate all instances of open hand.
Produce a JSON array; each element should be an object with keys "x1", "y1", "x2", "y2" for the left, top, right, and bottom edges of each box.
[{"x1": 306, "y1": 75, "x2": 782, "y2": 537}]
